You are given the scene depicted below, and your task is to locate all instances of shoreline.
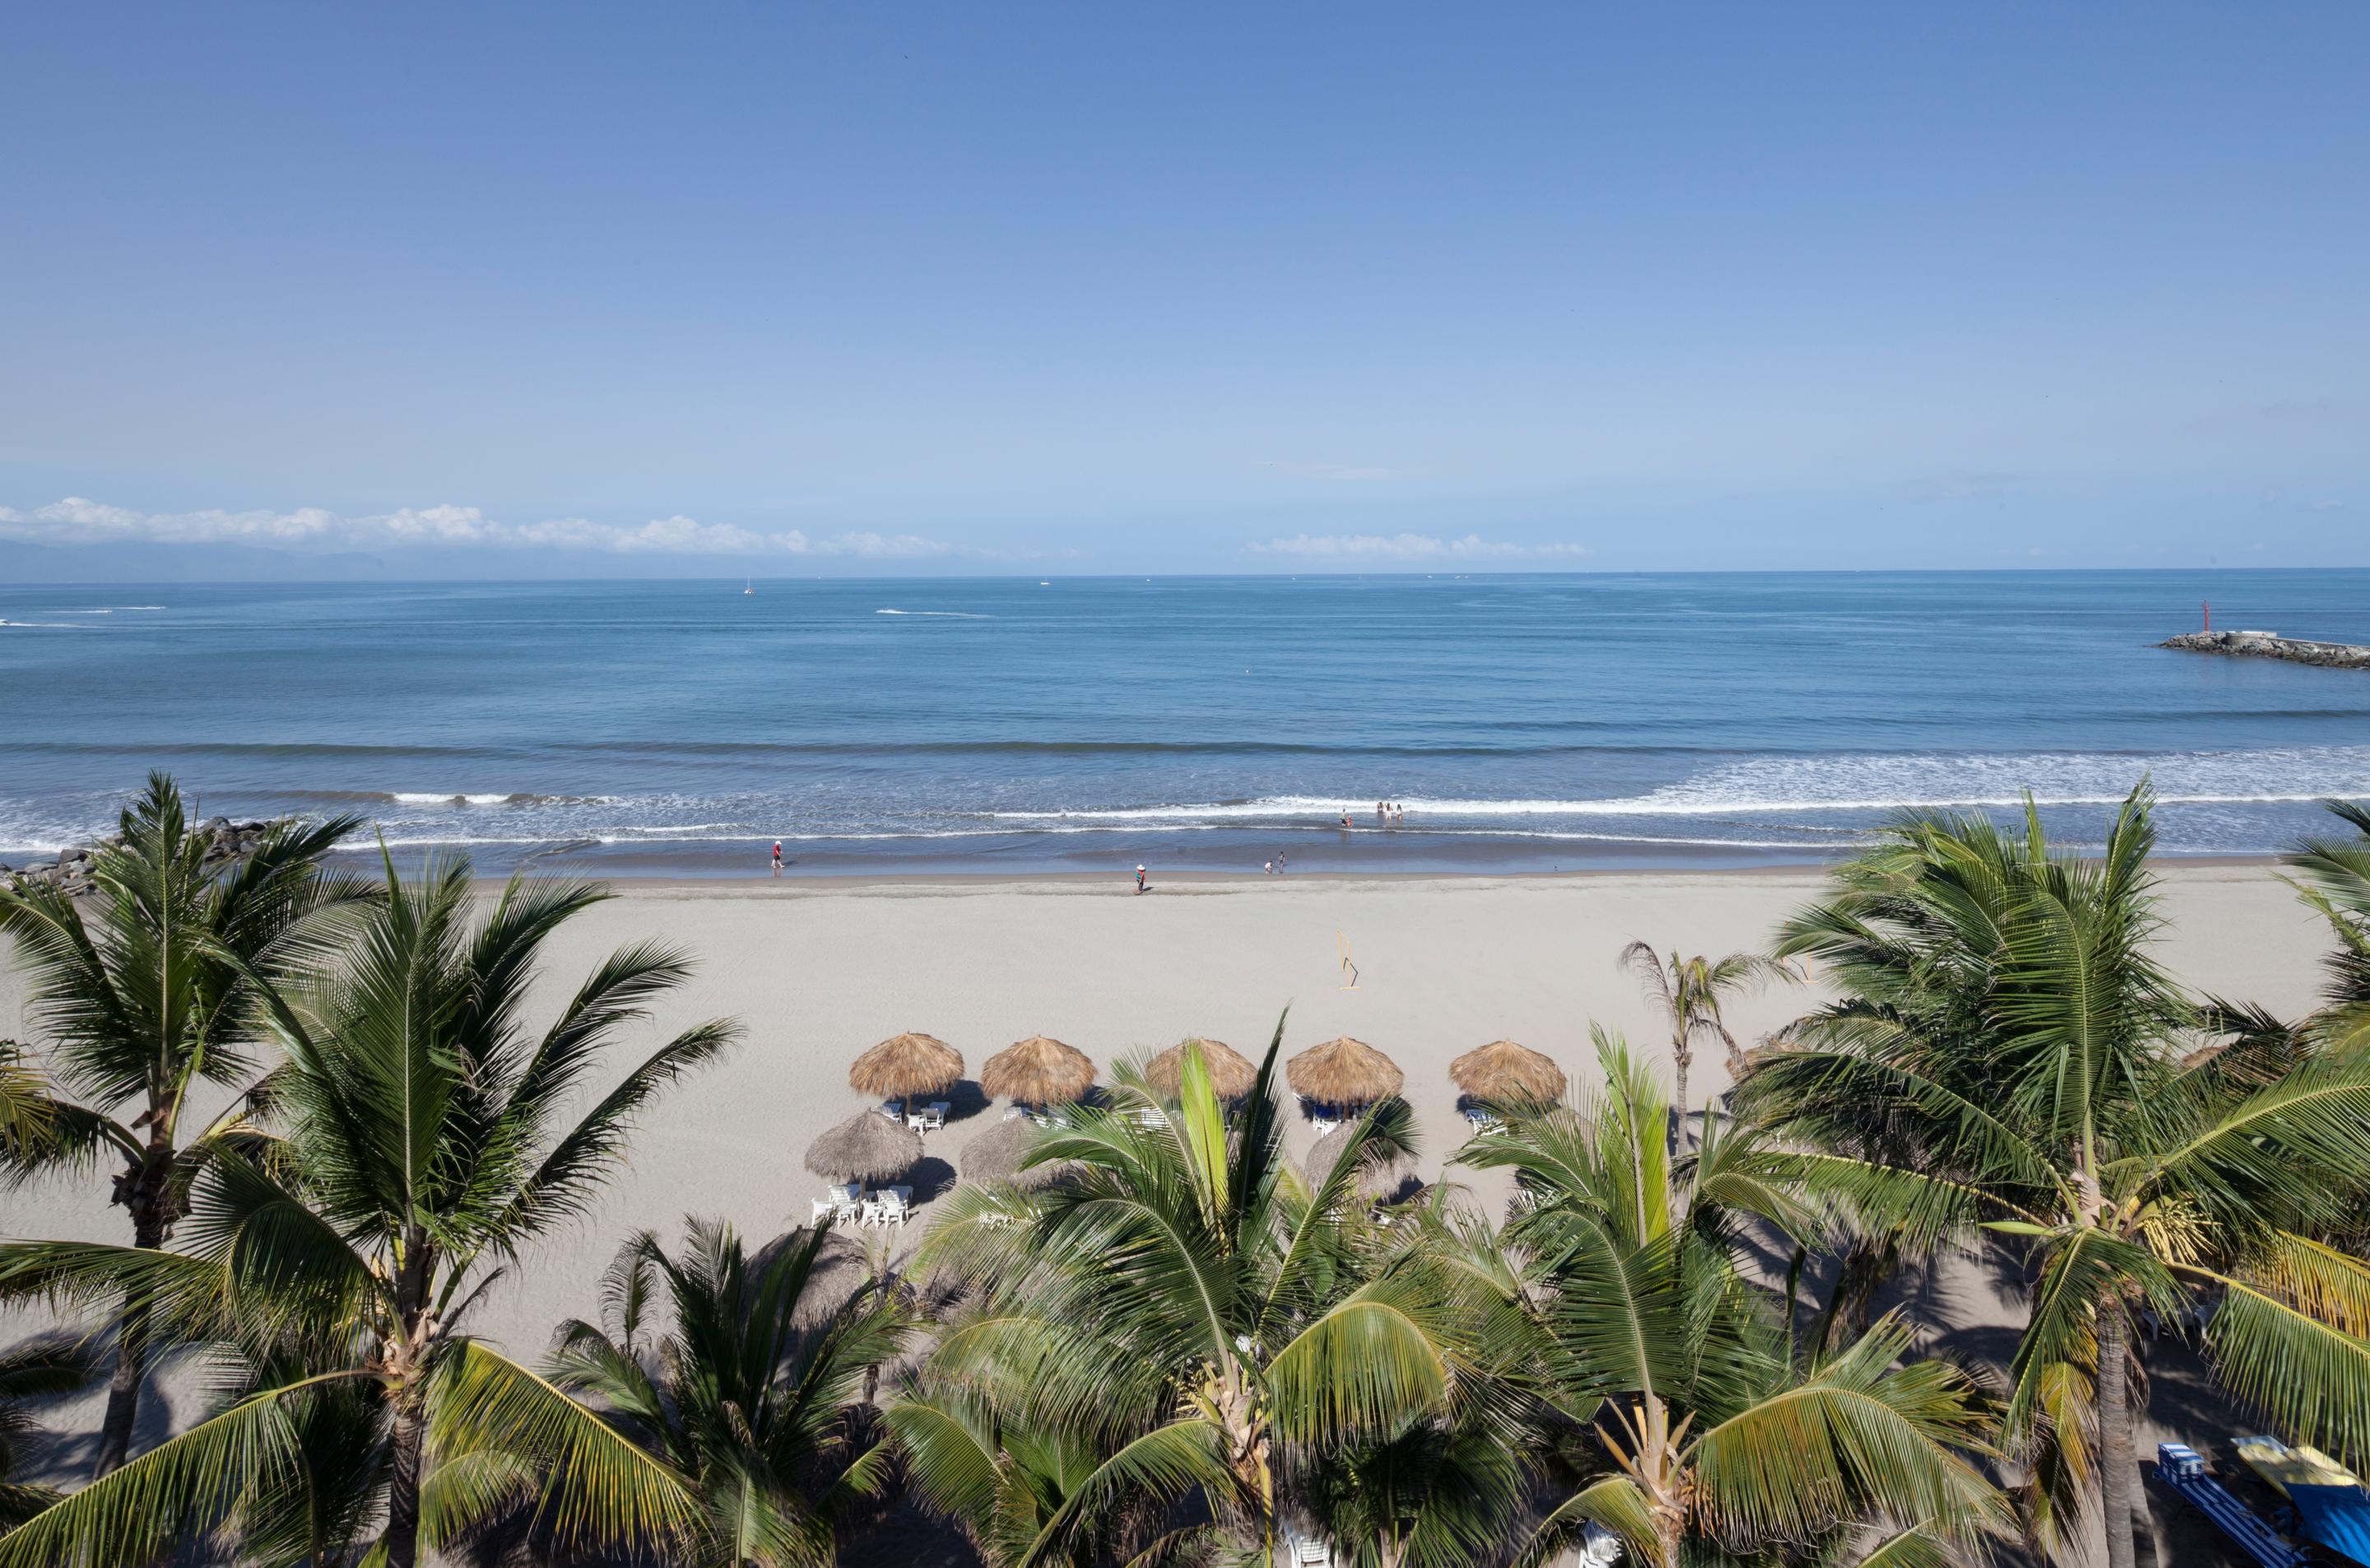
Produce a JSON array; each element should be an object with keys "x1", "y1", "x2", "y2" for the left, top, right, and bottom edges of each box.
[{"x1": 501, "y1": 851, "x2": 2287, "y2": 897}]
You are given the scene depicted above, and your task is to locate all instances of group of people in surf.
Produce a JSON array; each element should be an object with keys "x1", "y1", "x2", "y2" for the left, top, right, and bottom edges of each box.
[{"x1": 1338, "y1": 800, "x2": 1408, "y2": 829}]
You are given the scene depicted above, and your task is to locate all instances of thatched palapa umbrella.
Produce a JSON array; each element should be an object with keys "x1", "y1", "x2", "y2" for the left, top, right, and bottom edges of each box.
[
  {"x1": 960, "y1": 1116, "x2": 1074, "y2": 1189},
  {"x1": 981, "y1": 1035, "x2": 1095, "y2": 1106},
  {"x1": 1144, "y1": 1037, "x2": 1258, "y2": 1100},
  {"x1": 848, "y1": 1031, "x2": 963, "y2": 1110},
  {"x1": 1285, "y1": 1036, "x2": 1404, "y2": 1108},
  {"x1": 805, "y1": 1110, "x2": 923, "y2": 1185},
  {"x1": 1449, "y1": 1039, "x2": 1566, "y2": 1105},
  {"x1": 1303, "y1": 1125, "x2": 1422, "y2": 1204}
]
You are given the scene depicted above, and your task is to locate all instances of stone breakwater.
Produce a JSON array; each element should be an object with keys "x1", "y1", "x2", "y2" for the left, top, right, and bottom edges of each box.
[
  {"x1": 2160, "y1": 629, "x2": 2370, "y2": 670},
  {"x1": 0, "y1": 816, "x2": 284, "y2": 895}
]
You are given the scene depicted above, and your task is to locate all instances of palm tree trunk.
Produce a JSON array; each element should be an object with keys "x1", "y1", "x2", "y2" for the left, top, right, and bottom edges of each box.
[
  {"x1": 1671, "y1": 1041, "x2": 1692, "y2": 1152},
  {"x1": 384, "y1": 1399, "x2": 425, "y2": 1568},
  {"x1": 92, "y1": 1289, "x2": 148, "y2": 1476},
  {"x1": 94, "y1": 1155, "x2": 170, "y2": 1476},
  {"x1": 384, "y1": 1238, "x2": 433, "y2": 1568},
  {"x1": 2096, "y1": 1292, "x2": 2139, "y2": 1568}
]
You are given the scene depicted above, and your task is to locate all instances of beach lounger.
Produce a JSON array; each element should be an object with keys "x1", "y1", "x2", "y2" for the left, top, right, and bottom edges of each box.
[
  {"x1": 908, "y1": 1102, "x2": 949, "y2": 1133},
  {"x1": 1287, "y1": 1537, "x2": 1331, "y2": 1566},
  {"x1": 1308, "y1": 1115, "x2": 1340, "y2": 1138},
  {"x1": 863, "y1": 1185, "x2": 913, "y2": 1227},
  {"x1": 1572, "y1": 1523, "x2": 1624, "y2": 1566},
  {"x1": 813, "y1": 1182, "x2": 864, "y2": 1226},
  {"x1": 1464, "y1": 1106, "x2": 1502, "y2": 1133},
  {"x1": 2154, "y1": 1443, "x2": 2312, "y2": 1568}
]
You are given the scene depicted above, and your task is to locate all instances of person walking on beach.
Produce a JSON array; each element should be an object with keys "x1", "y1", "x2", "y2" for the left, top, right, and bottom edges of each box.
[
  {"x1": 770, "y1": 840, "x2": 783, "y2": 874},
  {"x1": 1276, "y1": 851, "x2": 1286, "y2": 871},
  {"x1": 1135, "y1": 863, "x2": 1148, "y2": 894}
]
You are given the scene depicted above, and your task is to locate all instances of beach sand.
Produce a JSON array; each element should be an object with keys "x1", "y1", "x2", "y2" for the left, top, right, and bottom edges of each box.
[{"x1": 0, "y1": 862, "x2": 2334, "y2": 1559}]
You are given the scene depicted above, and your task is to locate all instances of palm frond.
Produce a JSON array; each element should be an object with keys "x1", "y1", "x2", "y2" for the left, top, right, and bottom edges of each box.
[
  {"x1": 0, "y1": 1366, "x2": 375, "y2": 1568},
  {"x1": 428, "y1": 1338, "x2": 699, "y2": 1556}
]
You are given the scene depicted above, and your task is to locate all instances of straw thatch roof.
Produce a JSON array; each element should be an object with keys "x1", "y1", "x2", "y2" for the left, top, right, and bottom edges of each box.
[
  {"x1": 1144, "y1": 1037, "x2": 1259, "y2": 1100},
  {"x1": 980, "y1": 1035, "x2": 1096, "y2": 1105},
  {"x1": 960, "y1": 1116, "x2": 1074, "y2": 1188},
  {"x1": 1285, "y1": 1037, "x2": 1404, "y2": 1106},
  {"x1": 1303, "y1": 1125, "x2": 1422, "y2": 1204},
  {"x1": 1449, "y1": 1039, "x2": 1566, "y2": 1104},
  {"x1": 848, "y1": 1032, "x2": 963, "y2": 1099},
  {"x1": 804, "y1": 1110, "x2": 923, "y2": 1183}
]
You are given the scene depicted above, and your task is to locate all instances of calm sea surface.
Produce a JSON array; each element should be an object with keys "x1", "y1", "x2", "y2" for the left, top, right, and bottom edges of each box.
[{"x1": 3, "y1": 571, "x2": 2367, "y2": 877}]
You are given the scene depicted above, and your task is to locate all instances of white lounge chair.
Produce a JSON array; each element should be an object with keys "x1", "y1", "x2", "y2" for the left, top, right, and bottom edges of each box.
[
  {"x1": 864, "y1": 1185, "x2": 913, "y2": 1226},
  {"x1": 813, "y1": 1182, "x2": 864, "y2": 1225},
  {"x1": 908, "y1": 1102, "x2": 949, "y2": 1133},
  {"x1": 1308, "y1": 1115, "x2": 1341, "y2": 1138},
  {"x1": 1464, "y1": 1106, "x2": 1503, "y2": 1133}
]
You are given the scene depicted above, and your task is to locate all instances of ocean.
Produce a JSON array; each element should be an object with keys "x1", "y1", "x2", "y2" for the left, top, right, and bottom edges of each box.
[{"x1": 2, "y1": 571, "x2": 2367, "y2": 878}]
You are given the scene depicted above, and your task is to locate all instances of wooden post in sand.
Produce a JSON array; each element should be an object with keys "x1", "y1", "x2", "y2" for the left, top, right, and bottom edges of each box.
[{"x1": 1337, "y1": 931, "x2": 1360, "y2": 990}]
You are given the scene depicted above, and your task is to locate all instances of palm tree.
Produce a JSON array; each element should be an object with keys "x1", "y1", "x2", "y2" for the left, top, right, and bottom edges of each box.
[
  {"x1": 0, "y1": 1340, "x2": 100, "y2": 1533},
  {"x1": 1460, "y1": 1029, "x2": 2003, "y2": 1568},
  {"x1": 0, "y1": 772, "x2": 366, "y2": 1473},
  {"x1": 0, "y1": 851, "x2": 739, "y2": 1568},
  {"x1": 1617, "y1": 941, "x2": 1796, "y2": 1149},
  {"x1": 546, "y1": 1218, "x2": 913, "y2": 1566},
  {"x1": 2283, "y1": 797, "x2": 2370, "y2": 1048},
  {"x1": 897, "y1": 1023, "x2": 1536, "y2": 1566},
  {"x1": 1739, "y1": 786, "x2": 2370, "y2": 1568}
]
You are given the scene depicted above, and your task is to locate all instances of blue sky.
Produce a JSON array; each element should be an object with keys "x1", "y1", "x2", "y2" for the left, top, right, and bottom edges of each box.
[{"x1": 3, "y1": 2, "x2": 2364, "y2": 577}]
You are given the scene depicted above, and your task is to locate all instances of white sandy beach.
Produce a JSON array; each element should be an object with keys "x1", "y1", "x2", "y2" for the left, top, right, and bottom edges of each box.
[{"x1": 3, "y1": 861, "x2": 2329, "y2": 1357}]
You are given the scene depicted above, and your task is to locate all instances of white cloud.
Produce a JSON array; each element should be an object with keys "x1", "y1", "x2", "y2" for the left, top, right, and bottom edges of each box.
[
  {"x1": 0, "y1": 497, "x2": 950, "y2": 559},
  {"x1": 1246, "y1": 532, "x2": 1590, "y2": 562}
]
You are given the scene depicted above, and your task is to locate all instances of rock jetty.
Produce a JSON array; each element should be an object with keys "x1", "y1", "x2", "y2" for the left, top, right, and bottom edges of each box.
[
  {"x1": 2159, "y1": 629, "x2": 2370, "y2": 670},
  {"x1": 0, "y1": 816, "x2": 283, "y2": 896}
]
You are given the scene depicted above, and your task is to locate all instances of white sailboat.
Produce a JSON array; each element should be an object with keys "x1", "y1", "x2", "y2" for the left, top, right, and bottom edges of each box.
[{"x1": 743, "y1": 579, "x2": 754, "y2": 596}]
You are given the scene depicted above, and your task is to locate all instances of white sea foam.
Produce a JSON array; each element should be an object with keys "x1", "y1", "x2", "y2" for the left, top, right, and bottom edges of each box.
[
  {"x1": 982, "y1": 747, "x2": 2370, "y2": 822},
  {"x1": 875, "y1": 609, "x2": 992, "y2": 619},
  {"x1": 385, "y1": 791, "x2": 623, "y2": 807}
]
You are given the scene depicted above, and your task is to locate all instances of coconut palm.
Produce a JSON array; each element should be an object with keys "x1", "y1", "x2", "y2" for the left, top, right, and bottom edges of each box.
[
  {"x1": 2283, "y1": 798, "x2": 2370, "y2": 1048},
  {"x1": 0, "y1": 772, "x2": 366, "y2": 1473},
  {"x1": 546, "y1": 1218, "x2": 913, "y2": 1567},
  {"x1": 0, "y1": 1339, "x2": 100, "y2": 1533},
  {"x1": 0, "y1": 851, "x2": 738, "y2": 1568},
  {"x1": 1617, "y1": 941, "x2": 1795, "y2": 1149},
  {"x1": 897, "y1": 1023, "x2": 1537, "y2": 1566},
  {"x1": 1740, "y1": 786, "x2": 2370, "y2": 1568},
  {"x1": 1461, "y1": 1029, "x2": 2004, "y2": 1568}
]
